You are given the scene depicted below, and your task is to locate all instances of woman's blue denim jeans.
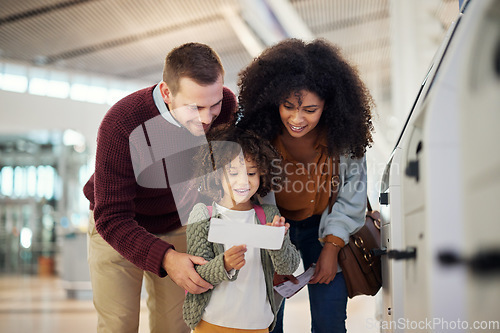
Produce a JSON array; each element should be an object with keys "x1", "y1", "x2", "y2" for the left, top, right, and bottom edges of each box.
[{"x1": 271, "y1": 215, "x2": 348, "y2": 333}]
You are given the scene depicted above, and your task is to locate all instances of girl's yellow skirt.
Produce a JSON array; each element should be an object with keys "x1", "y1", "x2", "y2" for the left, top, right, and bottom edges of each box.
[{"x1": 193, "y1": 320, "x2": 269, "y2": 333}]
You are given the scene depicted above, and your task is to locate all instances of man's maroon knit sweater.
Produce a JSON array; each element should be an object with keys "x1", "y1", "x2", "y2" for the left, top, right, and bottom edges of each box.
[{"x1": 83, "y1": 85, "x2": 236, "y2": 277}]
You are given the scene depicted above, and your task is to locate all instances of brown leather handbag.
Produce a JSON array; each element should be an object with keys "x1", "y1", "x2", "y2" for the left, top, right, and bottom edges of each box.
[{"x1": 328, "y1": 157, "x2": 383, "y2": 298}]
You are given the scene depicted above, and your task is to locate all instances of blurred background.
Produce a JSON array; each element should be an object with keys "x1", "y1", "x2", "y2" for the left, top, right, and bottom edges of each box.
[{"x1": 0, "y1": 0, "x2": 461, "y2": 332}]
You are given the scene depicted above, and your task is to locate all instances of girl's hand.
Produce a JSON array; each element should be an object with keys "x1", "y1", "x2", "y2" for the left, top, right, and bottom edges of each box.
[
  {"x1": 268, "y1": 215, "x2": 290, "y2": 233},
  {"x1": 223, "y1": 245, "x2": 247, "y2": 271},
  {"x1": 309, "y1": 243, "x2": 340, "y2": 284}
]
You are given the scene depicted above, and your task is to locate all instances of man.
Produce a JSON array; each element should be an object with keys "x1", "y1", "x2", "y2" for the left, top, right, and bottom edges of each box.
[{"x1": 83, "y1": 42, "x2": 237, "y2": 333}]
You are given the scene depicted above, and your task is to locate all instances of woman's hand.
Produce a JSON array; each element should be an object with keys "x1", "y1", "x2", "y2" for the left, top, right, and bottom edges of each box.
[
  {"x1": 273, "y1": 273, "x2": 299, "y2": 285},
  {"x1": 309, "y1": 243, "x2": 340, "y2": 284},
  {"x1": 223, "y1": 244, "x2": 247, "y2": 271}
]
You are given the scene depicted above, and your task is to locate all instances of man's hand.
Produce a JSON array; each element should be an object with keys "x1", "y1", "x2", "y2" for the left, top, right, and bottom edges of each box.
[
  {"x1": 162, "y1": 248, "x2": 213, "y2": 294},
  {"x1": 309, "y1": 243, "x2": 340, "y2": 284},
  {"x1": 223, "y1": 244, "x2": 247, "y2": 271}
]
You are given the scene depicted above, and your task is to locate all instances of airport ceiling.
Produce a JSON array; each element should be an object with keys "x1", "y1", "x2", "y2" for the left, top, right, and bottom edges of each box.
[
  {"x1": 0, "y1": 0, "x2": 458, "y2": 92},
  {"x1": 0, "y1": 0, "x2": 458, "y2": 152}
]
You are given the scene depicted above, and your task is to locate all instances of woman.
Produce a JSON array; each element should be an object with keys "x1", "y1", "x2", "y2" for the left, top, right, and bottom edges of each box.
[{"x1": 236, "y1": 38, "x2": 374, "y2": 333}]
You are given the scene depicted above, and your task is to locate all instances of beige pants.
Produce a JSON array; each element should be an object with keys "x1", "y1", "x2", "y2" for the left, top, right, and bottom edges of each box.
[{"x1": 87, "y1": 211, "x2": 190, "y2": 333}]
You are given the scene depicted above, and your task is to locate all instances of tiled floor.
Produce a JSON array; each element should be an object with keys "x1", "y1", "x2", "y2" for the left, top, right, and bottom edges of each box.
[{"x1": 0, "y1": 274, "x2": 379, "y2": 332}]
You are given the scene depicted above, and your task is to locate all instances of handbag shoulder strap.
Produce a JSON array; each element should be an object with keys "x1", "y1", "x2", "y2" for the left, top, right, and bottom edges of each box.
[
  {"x1": 206, "y1": 204, "x2": 266, "y2": 225},
  {"x1": 328, "y1": 157, "x2": 373, "y2": 215},
  {"x1": 328, "y1": 156, "x2": 341, "y2": 214}
]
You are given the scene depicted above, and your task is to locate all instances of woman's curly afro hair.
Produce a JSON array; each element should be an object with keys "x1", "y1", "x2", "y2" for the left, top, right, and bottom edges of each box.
[
  {"x1": 236, "y1": 38, "x2": 374, "y2": 158},
  {"x1": 192, "y1": 124, "x2": 282, "y2": 201}
]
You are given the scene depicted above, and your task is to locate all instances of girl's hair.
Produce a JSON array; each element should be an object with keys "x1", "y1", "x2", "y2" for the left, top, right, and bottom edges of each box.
[
  {"x1": 236, "y1": 38, "x2": 374, "y2": 158},
  {"x1": 193, "y1": 124, "x2": 282, "y2": 201}
]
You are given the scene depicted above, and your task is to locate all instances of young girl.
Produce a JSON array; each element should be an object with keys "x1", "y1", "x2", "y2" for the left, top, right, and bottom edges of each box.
[{"x1": 183, "y1": 125, "x2": 300, "y2": 333}]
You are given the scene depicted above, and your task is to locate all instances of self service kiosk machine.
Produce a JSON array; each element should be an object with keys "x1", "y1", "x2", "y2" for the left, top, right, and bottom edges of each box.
[{"x1": 379, "y1": 0, "x2": 500, "y2": 332}]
